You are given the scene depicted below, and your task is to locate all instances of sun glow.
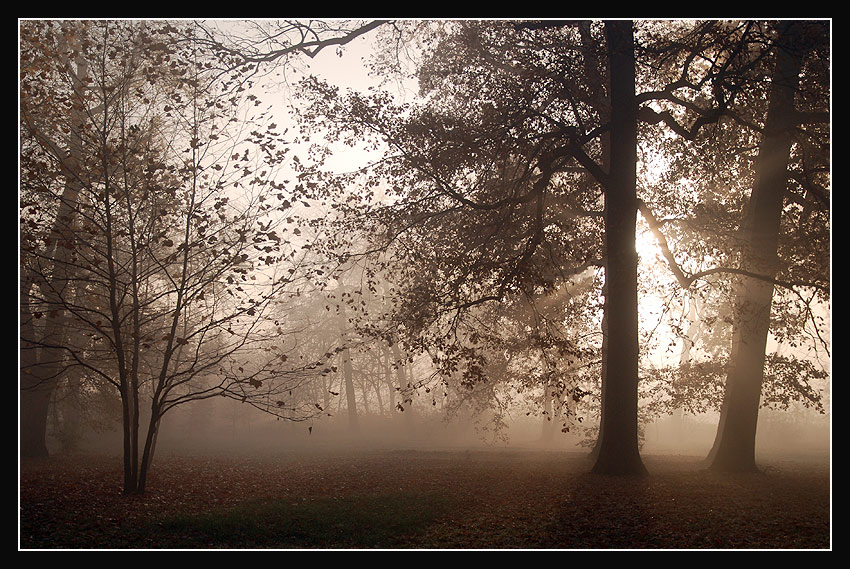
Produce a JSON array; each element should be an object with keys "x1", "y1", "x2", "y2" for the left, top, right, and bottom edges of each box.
[{"x1": 635, "y1": 220, "x2": 663, "y2": 265}]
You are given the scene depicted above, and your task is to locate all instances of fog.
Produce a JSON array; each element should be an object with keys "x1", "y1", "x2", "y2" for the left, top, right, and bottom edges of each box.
[{"x1": 58, "y1": 392, "x2": 829, "y2": 464}]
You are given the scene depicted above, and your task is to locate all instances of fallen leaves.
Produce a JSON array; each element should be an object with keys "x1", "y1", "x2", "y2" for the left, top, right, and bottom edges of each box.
[{"x1": 19, "y1": 450, "x2": 830, "y2": 549}]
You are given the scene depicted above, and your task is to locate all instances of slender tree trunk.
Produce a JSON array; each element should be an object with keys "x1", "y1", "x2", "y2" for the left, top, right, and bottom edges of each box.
[
  {"x1": 359, "y1": 372, "x2": 371, "y2": 415},
  {"x1": 20, "y1": 272, "x2": 45, "y2": 454},
  {"x1": 541, "y1": 380, "x2": 556, "y2": 442},
  {"x1": 60, "y1": 370, "x2": 84, "y2": 452},
  {"x1": 21, "y1": 276, "x2": 53, "y2": 457},
  {"x1": 136, "y1": 411, "x2": 162, "y2": 495},
  {"x1": 21, "y1": 281, "x2": 53, "y2": 458},
  {"x1": 391, "y1": 342, "x2": 415, "y2": 427},
  {"x1": 382, "y1": 345, "x2": 397, "y2": 411},
  {"x1": 120, "y1": 385, "x2": 138, "y2": 493},
  {"x1": 591, "y1": 20, "x2": 647, "y2": 476},
  {"x1": 707, "y1": 22, "x2": 808, "y2": 473},
  {"x1": 20, "y1": 382, "x2": 53, "y2": 457},
  {"x1": 342, "y1": 347, "x2": 359, "y2": 431},
  {"x1": 669, "y1": 297, "x2": 701, "y2": 443},
  {"x1": 373, "y1": 377, "x2": 385, "y2": 416}
]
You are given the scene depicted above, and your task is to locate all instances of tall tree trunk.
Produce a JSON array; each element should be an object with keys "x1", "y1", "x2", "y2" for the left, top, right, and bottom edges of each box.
[
  {"x1": 20, "y1": 381, "x2": 53, "y2": 457},
  {"x1": 20, "y1": 293, "x2": 53, "y2": 458},
  {"x1": 591, "y1": 20, "x2": 647, "y2": 476},
  {"x1": 20, "y1": 35, "x2": 89, "y2": 458},
  {"x1": 59, "y1": 370, "x2": 84, "y2": 452},
  {"x1": 373, "y1": 377, "x2": 385, "y2": 416},
  {"x1": 707, "y1": 22, "x2": 808, "y2": 473},
  {"x1": 382, "y1": 345, "x2": 397, "y2": 412},
  {"x1": 21, "y1": 179, "x2": 81, "y2": 459}
]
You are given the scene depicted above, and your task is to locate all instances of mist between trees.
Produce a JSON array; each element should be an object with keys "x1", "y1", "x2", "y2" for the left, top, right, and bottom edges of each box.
[{"x1": 20, "y1": 19, "x2": 829, "y2": 494}]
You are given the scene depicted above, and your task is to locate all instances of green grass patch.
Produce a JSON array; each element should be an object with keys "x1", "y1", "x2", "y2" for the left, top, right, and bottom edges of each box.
[{"x1": 151, "y1": 492, "x2": 451, "y2": 549}]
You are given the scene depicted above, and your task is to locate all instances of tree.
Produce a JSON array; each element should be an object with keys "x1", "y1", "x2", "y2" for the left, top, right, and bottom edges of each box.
[
  {"x1": 293, "y1": 19, "x2": 657, "y2": 474},
  {"x1": 20, "y1": 20, "x2": 337, "y2": 493},
  {"x1": 590, "y1": 20, "x2": 646, "y2": 475},
  {"x1": 706, "y1": 21, "x2": 829, "y2": 472},
  {"x1": 20, "y1": 20, "x2": 93, "y2": 457},
  {"x1": 551, "y1": 20, "x2": 833, "y2": 469},
  {"x1": 626, "y1": 20, "x2": 828, "y2": 469},
  {"x1": 20, "y1": 18, "x2": 388, "y2": 466},
  {"x1": 292, "y1": 18, "x2": 831, "y2": 473}
]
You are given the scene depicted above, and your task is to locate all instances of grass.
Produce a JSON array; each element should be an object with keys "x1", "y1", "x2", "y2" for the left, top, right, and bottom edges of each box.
[{"x1": 152, "y1": 492, "x2": 450, "y2": 549}]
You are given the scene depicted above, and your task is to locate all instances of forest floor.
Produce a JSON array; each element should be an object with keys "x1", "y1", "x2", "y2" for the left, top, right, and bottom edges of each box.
[{"x1": 19, "y1": 447, "x2": 831, "y2": 550}]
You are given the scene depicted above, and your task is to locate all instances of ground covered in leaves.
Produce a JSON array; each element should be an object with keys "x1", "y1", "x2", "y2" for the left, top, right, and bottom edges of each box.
[{"x1": 19, "y1": 448, "x2": 830, "y2": 550}]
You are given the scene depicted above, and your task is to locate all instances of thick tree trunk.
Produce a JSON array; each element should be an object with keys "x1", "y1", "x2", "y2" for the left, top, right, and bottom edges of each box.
[
  {"x1": 707, "y1": 22, "x2": 807, "y2": 473},
  {"x1": 21, "y1": 261, "x2": 77, "y2": 458},
  {"x1": 21, "y1": 194, "x2": 80, "y2": 458},
  {"x1": 20, "y1": 384, "x2": 52, "y2": 458},
  {"x1": 591, "y1": 20, "x2": 647, "y2": 476},
  {"x1": 20, "y1": 41, "x2": 88, "y2": 458},
  {"x1": 21, "y1": 283, "x2": 51, "y2": 457}
]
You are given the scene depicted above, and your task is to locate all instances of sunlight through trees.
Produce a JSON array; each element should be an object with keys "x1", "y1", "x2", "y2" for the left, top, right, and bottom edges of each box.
[{"x1": 21, "y1": 19, "x2": 830, "y2": 493}]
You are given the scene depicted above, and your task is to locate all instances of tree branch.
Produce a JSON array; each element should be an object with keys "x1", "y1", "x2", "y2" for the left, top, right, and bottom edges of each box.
[{"x1": 637, "y1": 199, "x2": 829, "y2": 294}]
